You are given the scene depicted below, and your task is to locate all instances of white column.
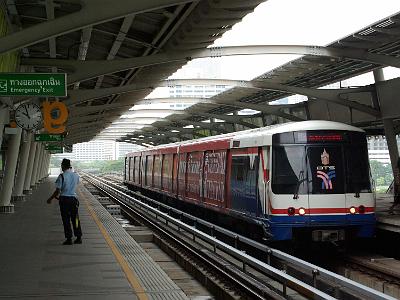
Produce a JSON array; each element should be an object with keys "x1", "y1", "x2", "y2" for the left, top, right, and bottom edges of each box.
[
  {"x1": 30, "y1": 143, "x2": 41, "y2": 188},
  {"x1": 43, "y1": 152, "x2": 50, "y2": 178},
  {"x1": 0, "y1": 127, "x2": 22, "y2": 213},
  {"x1": 35, "y1": 147, "x2": 44, "y2": 183},
  {"x1": 30, "y1": 144, "x2": 38, "y2": 187},
  {"x1": 0, "y1": 107, "x2": 8, "y2": 148},
  {"x1": 373, "y1": 68, "x2": 399, "y2": 175},
  {"x1": 12, "y1": 132, "x2": 32, "y2": 200},
  {"x1": 24, "y1": 141, "x2": 37, "y2": 193}
]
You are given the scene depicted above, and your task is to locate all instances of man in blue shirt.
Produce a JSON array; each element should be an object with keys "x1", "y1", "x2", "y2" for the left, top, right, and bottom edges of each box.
[{"x1": 47, "y1": 159, "x2": 82, "y2": 245}]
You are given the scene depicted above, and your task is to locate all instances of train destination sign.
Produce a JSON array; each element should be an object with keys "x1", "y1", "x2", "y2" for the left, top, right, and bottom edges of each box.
[
  {"x1": 0, "y1": 73, "x2": 67, "y2": 96},
  {"x1": 34, "y1": 133, "x2": 64, "y2": 142}
]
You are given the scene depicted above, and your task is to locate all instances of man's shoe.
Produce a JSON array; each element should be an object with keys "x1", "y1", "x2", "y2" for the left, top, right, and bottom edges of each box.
[
  {"x1": 62, "y1": 239, "x2": 73, "y2": 245},
  {"x1": 74, "y1": 237, "x2": 82, "y2": 244}
]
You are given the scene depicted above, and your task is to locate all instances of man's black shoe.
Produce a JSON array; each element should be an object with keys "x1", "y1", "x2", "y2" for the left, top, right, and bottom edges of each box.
[
  {"x1": 63, "y1": 239, "x2": 73, "y2": 245},
  {"x1": 74, "y1": 237, "x2": 82, "y2": 244}
]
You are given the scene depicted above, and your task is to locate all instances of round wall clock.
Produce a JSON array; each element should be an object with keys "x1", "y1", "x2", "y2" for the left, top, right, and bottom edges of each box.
[{"x1": 15, "y1": 103, "x2": 43, "y2": 130}]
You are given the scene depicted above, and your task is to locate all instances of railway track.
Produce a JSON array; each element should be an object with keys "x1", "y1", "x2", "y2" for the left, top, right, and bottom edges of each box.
[{"x1": 82, "y1": 172, "x2": 396, "y2": 300}]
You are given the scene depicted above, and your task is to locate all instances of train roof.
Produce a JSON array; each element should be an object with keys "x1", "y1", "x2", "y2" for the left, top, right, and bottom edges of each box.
[{"x1": 128, "y1": 121, "x2": 364, "y2": 155}]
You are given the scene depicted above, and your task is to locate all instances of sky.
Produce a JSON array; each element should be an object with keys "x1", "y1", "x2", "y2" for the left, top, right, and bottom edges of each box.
[{"x1": 170, "y1": 0, "x2": 400, "y2": 81}]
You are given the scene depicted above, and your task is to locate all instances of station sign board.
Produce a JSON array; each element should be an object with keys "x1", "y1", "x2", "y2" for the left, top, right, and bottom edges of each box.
[
  {"x1": 0, "y1": 73, "x2": 67, "y2": 97},
  {"x1": 49, "y1": 149, "x2": 63, "y2": 154},
  {"x1": 34, "y1": 133, "x2": 64, "y2": 142},
  {"x1": 45, "y1": 144, "x2": 63, "y2": 151}
]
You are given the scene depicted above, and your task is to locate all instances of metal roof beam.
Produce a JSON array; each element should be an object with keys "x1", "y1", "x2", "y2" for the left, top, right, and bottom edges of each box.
[
  {"x1": 0, "y1": 0, "x2": 194, "y2": 55},
  {"x1": 22, "y1": 45, "x2": 400, "y2": 85},
  {"x1": 65, "y1": 79, "x2": 378, "y2": 116}
]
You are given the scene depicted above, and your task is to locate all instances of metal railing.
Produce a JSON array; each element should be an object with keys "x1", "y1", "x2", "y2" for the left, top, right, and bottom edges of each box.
[{"x1": 84, "y1": 173, "x2": 395, "y2": 300}]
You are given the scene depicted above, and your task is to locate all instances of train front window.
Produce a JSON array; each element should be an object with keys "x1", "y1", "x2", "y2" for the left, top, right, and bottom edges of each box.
[
  {"x1": 307, "y1": 146, "x2": 345, "y2": 194},
  {"x1": 345, "y1": 144, "x2": 371, "y2": 193},
  {"x1": 272, "y1": 146, "x2": 307, "y2": 194}
]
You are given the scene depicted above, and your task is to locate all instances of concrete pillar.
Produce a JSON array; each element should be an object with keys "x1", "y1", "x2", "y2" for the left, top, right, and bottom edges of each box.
[
  {"x1": 0, "y1": 107, "x2": 9, "y2": 148},
  {"x1": 44, "y1": 152, "x2": 50, "y2": 178},
  {"x1": 12, "y1": 132, "x2": 32, "y2": 200},
  {"x1": 0, "y1": 127, "x2": 22, "y2": 213},
  {"x1": 373, "y1": 69, "x2": 400, "y2": 176},
  {"x1": 233, "y1": 111, "x2": 240, "y2": 132},
  {"x1": 35, "y1": 147, "x2": 44, "y2": 183},
  {"x1": 30, "y1": 143, "x2": 41, "y2": 188},
  {"x1": 40, "y1": 151, "x2": 49, "y2": 180},
  {"x1": 24, "y1": 141, "x2": 37, "y2": 193}
]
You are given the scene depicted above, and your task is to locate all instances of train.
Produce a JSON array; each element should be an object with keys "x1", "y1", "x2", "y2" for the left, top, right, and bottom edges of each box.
[{"x1": 124, "y1": 120, "x2": 375, "y2": 242}]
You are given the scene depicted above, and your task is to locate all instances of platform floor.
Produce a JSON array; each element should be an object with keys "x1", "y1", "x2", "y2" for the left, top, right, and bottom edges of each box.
[
  {"x1": 0, "y1": 176, "x2": 188, "y2": 300},
  {"x1": 376, "y1": 193, "x2": 400, "y2": 233}
]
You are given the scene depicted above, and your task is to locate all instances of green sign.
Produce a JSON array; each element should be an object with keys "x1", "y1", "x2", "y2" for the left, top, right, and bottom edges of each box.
[
  {"x1": 34, "y1": 134, "x2": 64, "y2": 142},
  {"x1": 0, "y1": 73, "x2": 67, "y2": 96},
  {"x1": 45, "y1": 144, "x2": 62, "y2": 151},
  {"x1": 49, "y1": 149, "x2": 63, "y2": 154}
]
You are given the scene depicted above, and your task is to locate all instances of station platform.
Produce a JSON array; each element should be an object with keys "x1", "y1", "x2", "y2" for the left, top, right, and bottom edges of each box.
[
  {"x1": 376, "y1": 194, "x2": 400, "y2": 233},
  {"x1": 0, "y1": 176, "x2": 189, "y2": 300}
]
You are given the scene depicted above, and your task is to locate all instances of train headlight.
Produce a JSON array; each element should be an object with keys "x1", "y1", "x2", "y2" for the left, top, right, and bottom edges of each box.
[
  {"x1": 287, "y1": 207, "x2": 295, "y2": 216},
  {"x1": 349, "y1": 206, "x2": 356, "y2": 214},
  {"x1": 358, "y1": 205, "x2": 365, "y2": 214},
  {"x1": 298, "y1": 207, "x2": 306, "y2": 216}
]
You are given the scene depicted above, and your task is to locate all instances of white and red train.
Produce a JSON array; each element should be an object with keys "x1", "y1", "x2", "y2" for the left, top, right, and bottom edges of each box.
[{"x1": 124, "y1": 120, "x2": 375, "y2": 242}]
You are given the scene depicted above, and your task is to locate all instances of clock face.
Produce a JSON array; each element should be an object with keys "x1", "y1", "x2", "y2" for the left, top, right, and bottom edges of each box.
[{"x1": 15, "y1": 103, "x2": 43, "y2": 130}]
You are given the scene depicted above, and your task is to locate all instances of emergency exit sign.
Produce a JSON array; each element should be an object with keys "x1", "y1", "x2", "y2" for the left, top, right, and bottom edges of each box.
[{"x1": 0, "y1": 73, "x2": 67, "y2": 96}]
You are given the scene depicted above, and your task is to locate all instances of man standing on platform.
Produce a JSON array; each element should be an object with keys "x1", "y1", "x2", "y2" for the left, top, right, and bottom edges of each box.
[{"x1": 47, "y1": 158, "x2": 82, "y2": 245}]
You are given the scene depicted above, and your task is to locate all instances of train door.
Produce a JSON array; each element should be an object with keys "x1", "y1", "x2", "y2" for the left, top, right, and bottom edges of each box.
[
  {"x1": 172, "y1": 153, "x2": 178, "y2": 195},
  {"x1": 306, "y1": 145, "x2": 346, "y2": 224},
  {"x1": 230, "y1": 148, "x2": 260, "y2": 216},
  {"x1": 259, "y1": 147, "x2": 270, "y2": 217}
]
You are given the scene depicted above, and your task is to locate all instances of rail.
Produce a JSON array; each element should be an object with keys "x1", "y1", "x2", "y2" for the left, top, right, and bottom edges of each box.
[{"x1": 83, "y1": 172, "x2": 395, "y2": 300}]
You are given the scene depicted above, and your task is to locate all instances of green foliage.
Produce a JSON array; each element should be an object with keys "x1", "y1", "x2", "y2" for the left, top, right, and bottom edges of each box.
[
  {"x1": 369, "y1": 160, "x2": 393, "y2": 188},
  {"x1": 49, "y1": 157, "x2": 124, "y2": 174},
  {"x1": 72, "y1": 159, "x2": 124, "y2": 175}
]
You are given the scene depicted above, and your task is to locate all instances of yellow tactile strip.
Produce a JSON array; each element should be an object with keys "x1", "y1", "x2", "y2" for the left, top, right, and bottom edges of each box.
[{"x1": 78, "y1": 185, "x2": 189, "y2": 300}]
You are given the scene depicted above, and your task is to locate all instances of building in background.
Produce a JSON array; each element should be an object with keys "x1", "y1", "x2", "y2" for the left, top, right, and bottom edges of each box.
[
  {"x1": 53, "y1": 141, "x2": 142, "y2": 161},
  {"x1": 367, "y1": 136, "x2": 400, "y2": 164}
]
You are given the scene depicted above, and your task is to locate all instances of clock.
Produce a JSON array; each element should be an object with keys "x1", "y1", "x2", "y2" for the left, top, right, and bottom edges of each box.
[{"x1": 15, "y1": 103, "x2": 43, "y2": 130}]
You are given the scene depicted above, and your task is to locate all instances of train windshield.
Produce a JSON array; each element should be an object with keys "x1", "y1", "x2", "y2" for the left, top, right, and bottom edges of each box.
[{"x1": 272, "y1": 131, "x2": 371, "y2": 195}]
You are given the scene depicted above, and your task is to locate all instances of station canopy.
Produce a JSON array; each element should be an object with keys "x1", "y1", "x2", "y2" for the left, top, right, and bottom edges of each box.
[{"x1": 5, "y1": 1, "x2": 400, "y2": 146}]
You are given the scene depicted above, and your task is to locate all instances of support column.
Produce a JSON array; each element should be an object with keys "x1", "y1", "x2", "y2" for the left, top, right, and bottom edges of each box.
[
  {"x1": 373, "y1": 68, "x2": 399, "y2": 176},
  {"x1": 35, "y1": 147, "x2": 44, "y2": 183},
  {"x1": 0, "y1": 107, "x2": 8, "y2": 148},
  {"x1": 44, "y1": 152, "x2": 50, "y2": 178},
  {"x1": 40, "y1": 151, "x2": 49, "y2": 180},
  {"x1": 30, "y1": 144, "x2": 38, "y2": 187},
  {"x1": 12, "y1": 132, "x2": 32, "y2": 201},
  {"x1": 24, "y1": 141, "x2": 37, "y2": 194},
  {"x1": 0, "y1": 127, "x2": 22, "y2": 213},
  {"x1": 30, "y1": 143, "x2": 41, "y2": 188}
]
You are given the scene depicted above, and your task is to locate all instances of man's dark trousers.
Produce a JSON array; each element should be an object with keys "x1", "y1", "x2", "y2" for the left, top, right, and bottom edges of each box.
[{"x1": 59, "y1": 196, "x2": 82, "y2": 239}]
